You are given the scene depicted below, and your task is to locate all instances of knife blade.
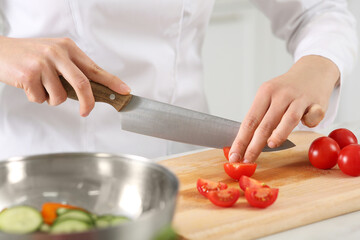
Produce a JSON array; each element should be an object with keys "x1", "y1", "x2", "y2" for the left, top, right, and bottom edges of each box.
[{"x1": 60, "y1": 77, "x2": 295, "y2": 151}]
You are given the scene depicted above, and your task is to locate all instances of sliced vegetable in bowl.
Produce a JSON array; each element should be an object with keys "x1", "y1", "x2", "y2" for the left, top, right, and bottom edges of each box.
[
  {"x1": 0, "y1": 203, "x2": 130, "y2": 235},
  {"x1": 0, "y1": 206, "x2": 43, "y2": 234}
]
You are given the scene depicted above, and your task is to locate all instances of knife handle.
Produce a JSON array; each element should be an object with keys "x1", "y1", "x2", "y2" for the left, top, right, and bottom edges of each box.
[{"x1": 59, "y1": 76, "x2": 132, "y2": 111}]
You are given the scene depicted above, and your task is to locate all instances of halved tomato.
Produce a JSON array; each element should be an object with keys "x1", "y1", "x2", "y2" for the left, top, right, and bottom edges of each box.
[
  {"x1": 207, "y1": 188, "x2": 240, "y2": 208},
  {"x1": 223, "y1": 146, "x2": 231, "y2": 160},
  {"x1": 239, "y1": 176, "x2": 269, "y2": 192},
  {"x1": 197, "y1": 178, "x2": 228, "y2": 197},
  {"x1": 245, "y1": 187, "x2": 279, "y2": 208},
  {"x1": 223, "y1": 163, "x2": 257, "y2": 180}
]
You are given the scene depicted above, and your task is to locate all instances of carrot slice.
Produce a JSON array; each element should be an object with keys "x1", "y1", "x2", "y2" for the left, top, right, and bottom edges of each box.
[{"x1": 41, "y1": 202, "x2": 84, "y2": 225}]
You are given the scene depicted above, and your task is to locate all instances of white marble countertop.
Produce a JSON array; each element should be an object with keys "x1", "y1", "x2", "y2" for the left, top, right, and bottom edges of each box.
[{"x1": 154, "y1": 121, "x2": 360, "y2": 240}]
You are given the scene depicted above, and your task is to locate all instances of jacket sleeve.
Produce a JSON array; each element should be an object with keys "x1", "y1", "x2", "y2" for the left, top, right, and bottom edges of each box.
[{"x1": 250, "y1": 0, "x2": 358, "y2": 128}]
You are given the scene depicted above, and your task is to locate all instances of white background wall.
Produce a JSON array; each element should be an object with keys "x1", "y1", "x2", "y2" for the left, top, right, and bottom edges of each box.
[{"x1": 203, "y1": 0, "x2": 360, "y2": 126}]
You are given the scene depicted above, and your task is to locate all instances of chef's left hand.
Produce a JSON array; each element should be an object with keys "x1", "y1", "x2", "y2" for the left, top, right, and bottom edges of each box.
[{"x1": 228, "y1": 55, "x2": 340, "y2": 163}]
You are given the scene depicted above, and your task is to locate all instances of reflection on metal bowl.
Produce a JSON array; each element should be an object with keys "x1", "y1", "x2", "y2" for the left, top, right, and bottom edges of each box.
[{"x1": 0, "y1": 153, "x2": 179, "y2": 240}]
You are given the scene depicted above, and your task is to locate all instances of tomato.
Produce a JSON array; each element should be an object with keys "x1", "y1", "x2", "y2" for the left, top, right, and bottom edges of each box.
[
  {"x1": 245, "y1": 187, "x2": 279, "y2": 208},
  {"x1": 338, "y1": 144, "x2": 360, "y2": 177},
  {"x1": 223, "y1": 146, "x2": 231, "y2": 160},
  {"x1": 329, "y1": 128, "x2": 358, "y2": 149},
  {"x1": 308, "y1": 137, "x2": 340, "y2": 169},
  {"x1": 207, "y1": 188, "x2": 240, "y2": 208},
  {"x1": 197, "y1": 178, "x2": 228, "y2": 197},
  {"x1": 239, "y1": 176, "x2": 269, "y2": 192},
  {"x1": 223, "y1": 163, "x2": 257, "y2": 180}
]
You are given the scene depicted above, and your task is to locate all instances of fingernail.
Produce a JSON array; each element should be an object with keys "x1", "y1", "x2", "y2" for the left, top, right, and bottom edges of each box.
[
  {"x1": 242, "y1": 159, "x2": 251, "y2": 164},
  {"x1": 121, "y1": 83, "x2": 131, "y2": 94},
  {"x1": 268, "y1": 141, "x2": 276, "y2": 148},
  {"x1": 229, "y1": 153, "x2": 240, "y2": 163}
]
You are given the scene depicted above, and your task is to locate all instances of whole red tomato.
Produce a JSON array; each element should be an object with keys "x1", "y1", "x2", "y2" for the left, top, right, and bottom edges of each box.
[
  {"x1": 328, "y1": 128, "x2": 358, "y2": 149},
  {"x1": 308, "y1": 137, "x2": 340, "y2": 169},
  {"x1": 338, "y1": 144, "x2": 360, "y2": 177}
]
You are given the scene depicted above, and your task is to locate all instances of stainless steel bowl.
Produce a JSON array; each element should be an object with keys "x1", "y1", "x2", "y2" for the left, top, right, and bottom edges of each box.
[{"x1": 0, "y1": 153, "x2": 179, "y2": 240}]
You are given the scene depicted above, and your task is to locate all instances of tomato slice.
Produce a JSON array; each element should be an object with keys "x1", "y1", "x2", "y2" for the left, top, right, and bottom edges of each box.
[
  {"x1": 223, "y1": 163, "x2": 257, "y2": 180},
  {"x1": 197, "y1": 178, "x2": 228, "y2": 197},
  {"x1": 245, "y1": 187, "x2": 279, "y2": 208},
  {"x1": 223, "y1": 146, "x2": 231, "y2": 160},
  {"x1": 239, "y1": 176, "x2": 269, "y2": 192},
  {"x1": 207, "y1": 188, "x2": 240, "y2": 208}
]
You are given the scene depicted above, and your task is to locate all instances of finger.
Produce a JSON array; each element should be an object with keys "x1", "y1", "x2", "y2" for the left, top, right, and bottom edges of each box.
[
  {"x1": 55, "y1": 60, "x2": 95, "y2": 117},
  {"x1": 68, "y1": 44, "x2": 131, "y2": 95},
  {"x1": 301, "y1": 104, "x2": 325, "y2": 128},
  {"x1": 23, "y1": 77, "x2": 48, "y2": 104},
  {"x1": 41, "y1": 66, "x2": 67, "y2": 106},
  {"x1": 229, "y1": 92, "x2": 271, "y2": 163},
  {"x1": 268, "y1": 100, "x2": 308, "y2": 148},
  {"x1": 242, "y1": 101, "x2": 288, "y2": 163}
]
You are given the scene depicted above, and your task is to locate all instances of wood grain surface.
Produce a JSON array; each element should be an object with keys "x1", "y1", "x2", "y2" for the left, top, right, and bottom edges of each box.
[{"x1": 160, "y1": 131, "x2": 360, "y2": 240}]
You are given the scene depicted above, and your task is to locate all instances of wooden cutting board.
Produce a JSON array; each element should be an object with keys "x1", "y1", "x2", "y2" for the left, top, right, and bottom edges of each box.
[{"x1": 159, "y1": 131, "x2": 360, "y2": 240}]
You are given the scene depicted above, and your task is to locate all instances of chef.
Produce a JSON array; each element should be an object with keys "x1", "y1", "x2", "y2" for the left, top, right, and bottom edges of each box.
[{"x1": 0, "y1": 0, "x2": 357, "y2": 161}]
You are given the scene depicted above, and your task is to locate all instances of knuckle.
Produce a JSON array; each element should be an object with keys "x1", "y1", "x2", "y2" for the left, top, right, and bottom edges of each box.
[
  {"x1": 287, "y1": 111, "x2": 302, "y2": 124},
  {"x1": 16, "y1": 68, "x2": 37, "y2": 86},
  {"x1": 28, "y1": 59, "x2": 44, "y2": 75},
  {"x1": 49, "y1": 93, "x2": 67, "y2": 106},
  {"x1": 271, "y1": 131, "x2": 287, "y2": 145},
  {"x1": 89, "y1": 62, "x2": 103, "y2": 75},
  {"x1": 42, "y1": 44, "x2": 60, "y2": 58},
  {"x1": 25, "y1": 91, "x2": 46, "y2": 104},
  {"x1": 257, "y1": 121, "x2": 274, "y2": 136},
  {"x1": 244, "y1": 148, "x2": 259, "y2": 162},
  {"x1": 58, "y1": 37, "x2": 75, "y2": 48},
  {"x1": 74, "y1": 76, "x2": 90, "y2": 90},
  {"x1": 233, "y1": 140, "x2": 247, "y2": 153},
  {"x1": 243, "y1": 117, "x2": 260, "y2": 131},
  {"x1": 259, "y1": 81, "x2": 275, "y2": 95}
]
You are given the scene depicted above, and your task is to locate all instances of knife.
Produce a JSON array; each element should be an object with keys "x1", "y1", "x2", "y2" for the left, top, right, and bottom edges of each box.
[{"x1": 60, "y1": 77, "x2": 295, "y2": 151}]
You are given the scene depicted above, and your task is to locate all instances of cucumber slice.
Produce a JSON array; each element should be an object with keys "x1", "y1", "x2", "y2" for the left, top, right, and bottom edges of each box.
[
  {"x1": 110, "y1": 216, "x2": 129, "y2": 225},
  {"x1": 95, "y1": 218, "x2": 111, "y2": 228},
  {"x1": 50, "y1": 219, "x2": 91, "y2": 234},
  {"x1": 91, "y1": 213, "x2": 98, "y2": 221},
  {"x1": 0, "y1": 206, "x2": 42, "y2": 234},
  {"x1": 55, "y1": 209, "x2": 93, "y2": 225},
  {"x1": 56, "y1": 208, "x2": 70, "y2": 216},
  {"x1": 95, "y1": 215, "x2": 129, "y2": 228},
  {"x1": 39, "y1": 223, "x2": 51, "y2": 233}
]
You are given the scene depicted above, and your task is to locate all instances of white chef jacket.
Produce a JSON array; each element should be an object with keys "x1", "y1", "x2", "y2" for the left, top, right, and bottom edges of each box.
[{"x1": 0, "y1": 0, "x2": 357, "y2": 160}]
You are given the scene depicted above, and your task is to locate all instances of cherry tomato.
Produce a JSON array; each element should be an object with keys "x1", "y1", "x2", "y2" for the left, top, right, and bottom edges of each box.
[
  {"x1": 197, "y1": 178, "x2": 228, "y2": 197},
  {"x1": 338, "y1": 144, "x2": 360, "y2": 177},
  {"x1": 308, "y1": 137, "x2": 340, "y2": 169},
  {"x1": 245, "y1": 187, "x2": 279, "y2": 208},
  {"x1": 223, "y1": 146, "x2": 231, "y2": 160},
  {"x1": 239, "y1": 176, "x2": 269, "y2": 192},
  {"x1": 329, "y1": 128, "x2": 358, "y2": 149},
  {"x1": 223, "y1": 163, "x2": 257, "y2": 180},
  {"x1": 207, "y1": 188, "x2": 240, "y2": 208}
]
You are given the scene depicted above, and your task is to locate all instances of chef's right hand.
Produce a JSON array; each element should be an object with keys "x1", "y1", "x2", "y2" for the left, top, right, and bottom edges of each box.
[{"x1": 0, "y1": 36, "x2": 131, "y2": 117}]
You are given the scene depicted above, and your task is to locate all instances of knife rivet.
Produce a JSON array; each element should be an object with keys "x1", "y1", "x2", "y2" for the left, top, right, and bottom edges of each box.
[{"x1": 109, "y1": 94, "x2": 115, "y2": 100}]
